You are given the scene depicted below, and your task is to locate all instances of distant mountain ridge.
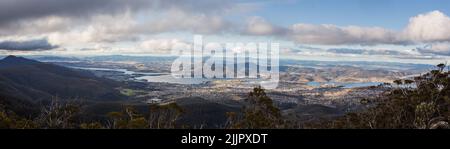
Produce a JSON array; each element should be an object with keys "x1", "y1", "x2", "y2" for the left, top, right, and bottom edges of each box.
[
  {"x1": 0, "y1": 55, "x2": 125, "y2": 115},
  {"x1": 0, "y1": 55, "x2": 40, "y2": 66}
]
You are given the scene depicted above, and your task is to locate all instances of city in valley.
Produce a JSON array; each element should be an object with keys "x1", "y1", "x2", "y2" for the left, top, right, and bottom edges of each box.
[
  {"x1": 1, "y1": 0, "x2": 449, "y2": 130},
  {"x1": 10, "y1": 55, "x2": 427, "y2": 127}
]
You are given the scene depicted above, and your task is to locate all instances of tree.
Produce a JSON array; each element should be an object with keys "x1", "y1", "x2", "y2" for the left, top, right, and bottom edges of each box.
[
  {"x1": 437, "y1": 63, "x2": 445, "y2": 72},
  {"x1": 0, "y1": 110, "x2": 36, "y2": 129},
  {"x1": 36, "y1": 97, "x2": 81, "y2": 129},
  {"x1": 226, "y1": 86, "x2": 283, "y2": 129},
  {"x1": 147, "y1": 102, "x2": 184, "y2": 129},
  {"x1": 106, "y1": 102, "x2": 184, "y2": 129},
  {"x1": 318, "y1": 64, "x2": 450, "y2": 129}
]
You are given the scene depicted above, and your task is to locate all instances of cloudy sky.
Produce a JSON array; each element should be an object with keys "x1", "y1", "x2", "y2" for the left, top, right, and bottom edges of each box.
[{"x1": 0, "y1": 0, "x2": 450, "y2": 64}]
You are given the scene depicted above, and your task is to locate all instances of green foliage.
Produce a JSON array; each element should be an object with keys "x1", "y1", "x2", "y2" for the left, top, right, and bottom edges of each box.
[
  {"x1": 119, "y1": 88, "x2": 145, "y2": 97},
  {"x1": 36, "y1": 98, "x2": 81, "y2": 129},
  {"x1": 105, "y1": 103, "x2": 184, "y2": 129},
  {"x1": 2, "y1": 63, "x2": 449, "y2": 129},
  {"x1": 128, "y1": 117, "x2": 148, "y2": 129},
  {"x1": 0, "y1": 111, "x2": 36, "y2": 129},
  {"x1": 313, "y1": 63, "x2": 450, "y2": 129},
  {"x1": 0, "y1": 97, "x2": 184, "y2": 129},
  {"x1": 414, "y1": 102, "x2": 436, "y2": 129},
  {"x1": 147, "y1": 103, "x2": 184, "y2": 129},
  {"x1": 226, "y1": 86, "x2": 284, "y2": 129},
  {"x1": 393, "y1": 79, "x2": 403, "y2": 85},
  {"x1": 80, "y1": 122, "x2": 103, "y2": 129}
]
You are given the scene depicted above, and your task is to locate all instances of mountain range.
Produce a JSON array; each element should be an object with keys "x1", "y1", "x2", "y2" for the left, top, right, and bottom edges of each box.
[{"x1": 0, "y1": 55, "x2": 125, "y2": 115}]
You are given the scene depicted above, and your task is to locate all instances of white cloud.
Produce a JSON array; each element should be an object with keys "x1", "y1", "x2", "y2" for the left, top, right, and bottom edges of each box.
[
  {"x1": 244, "y1": 16, "x2": 285, "y2": 36},
  {"x1": 3, "y1": 0, "x2": 450, "y2": 60},
  {"x1": 139, "y1": 38, "x2": 191, "y2": 54},
  {"x1": 289, "y1": 24, "x2": 398, "y2": 45},
  {"x1": 430, "y1": 42, "x2": 450, "y2": 52},
  {"x1": 288, "y1": 10, "x2": 450, "y2": 46},
  {"x1": 402, "y1": 10, "x2": 450, "y2": 43},
  {"x1": 0, "y1": 1, "x2": 234, "y2": 45},
  {"x1": 47, "y1": 12, "x2": 139, "y2": 45},
  {"x1": 418, "y1": 42, "x2": 450, "y2": 55},
  {"x1": 39, "y1": 8, "x2": 231, "y2": 46},
  {"x1": 138, "y1": 9, "x2": 230, "y2": 34}
]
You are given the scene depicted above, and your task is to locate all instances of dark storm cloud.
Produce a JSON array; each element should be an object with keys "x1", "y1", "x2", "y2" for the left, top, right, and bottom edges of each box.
[
  {"x1": 0, "y1": 38, "x2": 58, "y2": 51},
  {"x1": 0, "y1": 0, "x2": 231, "y2": 26},
  {"x1": 0, "y1": 0, "x2": 150, "y2": 26}
]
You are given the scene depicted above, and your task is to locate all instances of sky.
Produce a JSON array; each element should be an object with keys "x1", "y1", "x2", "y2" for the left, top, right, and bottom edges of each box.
[{"x1": 0, "y1": 0, "x2": 450, "y2": 64}]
